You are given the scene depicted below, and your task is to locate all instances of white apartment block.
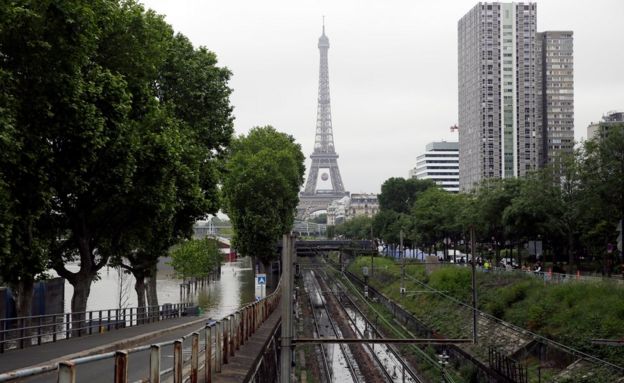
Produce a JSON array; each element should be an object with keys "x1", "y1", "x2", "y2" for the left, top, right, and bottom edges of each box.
[
  {"x1": 409, "y1": 141, "x2": 459, "y2": 193},
  {"x1": 458, "y1": 3, "x2": 574, "y2": 190}
]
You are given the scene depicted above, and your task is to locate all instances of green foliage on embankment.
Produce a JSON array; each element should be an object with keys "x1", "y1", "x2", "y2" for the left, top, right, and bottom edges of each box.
[{"x1": 347, "y1": 256, "x2": 624, "y2": 368}]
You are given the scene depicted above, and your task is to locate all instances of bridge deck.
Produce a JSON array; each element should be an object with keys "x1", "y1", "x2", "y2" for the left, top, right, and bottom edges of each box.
[{"x1": 203, "y1": 308, "x2": 281, "y2": 382}]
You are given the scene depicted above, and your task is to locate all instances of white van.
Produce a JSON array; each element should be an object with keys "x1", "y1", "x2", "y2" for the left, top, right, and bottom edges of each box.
[{"x1": 500, "y1": 258, "x2": 518, "y2": 268}]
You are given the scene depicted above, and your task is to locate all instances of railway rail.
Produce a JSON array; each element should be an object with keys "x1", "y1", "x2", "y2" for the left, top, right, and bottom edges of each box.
[
  {"x1": 317, "y1": 268, "x2": 420, "y2": 383},
  {"x1": 301, "y1": 256, "x2": 424, "y2": 383},
  {"x1": 305, "y1": 268, "x2": 362, "y2": 382}
]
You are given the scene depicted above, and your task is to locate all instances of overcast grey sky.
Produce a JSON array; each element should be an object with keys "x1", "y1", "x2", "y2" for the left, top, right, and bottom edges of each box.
[{"x1": 141, "y1": 0, "x2": 624, "y2": 193}]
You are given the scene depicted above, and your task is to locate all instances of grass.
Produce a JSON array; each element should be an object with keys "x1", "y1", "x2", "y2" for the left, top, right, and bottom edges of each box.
[
  {"x1": 326, "y1": 262, "x2": 468, "y2": 383},
  {"x1": 347, "y1": 256, "x2": 624, "y2": 380}
]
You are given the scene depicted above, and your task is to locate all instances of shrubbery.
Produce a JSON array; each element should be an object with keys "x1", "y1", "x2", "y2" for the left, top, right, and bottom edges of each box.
[
  {"x1": 169, "y1": 238, "x2": 222, "y2": 279},
  {"x1": 349, "y1": 257, "x2": 624, "y2": 367}
]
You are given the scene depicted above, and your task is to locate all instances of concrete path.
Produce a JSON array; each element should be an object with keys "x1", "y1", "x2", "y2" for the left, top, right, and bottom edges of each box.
[
  {"x1": 0, "y1": 315, "x2": 207, "y2": 374},
  {"x1": 202, "y1": 309, "x2": 281, "y2": 383}
]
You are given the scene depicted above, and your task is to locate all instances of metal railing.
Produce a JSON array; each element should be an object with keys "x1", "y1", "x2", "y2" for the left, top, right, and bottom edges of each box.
[
  {"x1": 488, "y1": 346, "x2": 528, "y2": 383},
  {"x1": 246, "y1": 317, "x2": 281, "y2": 383},
  {"x1": 0, "y1": 281, "x2": 282, "y2": 383},
  {"x1": 0, "y1": 303, "x2": 191, "y2": 353}
]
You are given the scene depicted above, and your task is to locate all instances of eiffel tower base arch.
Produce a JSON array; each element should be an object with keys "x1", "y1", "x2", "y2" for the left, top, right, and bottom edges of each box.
[{"x1": 297, "y1": 193, "x2": 348, "y2": 220}]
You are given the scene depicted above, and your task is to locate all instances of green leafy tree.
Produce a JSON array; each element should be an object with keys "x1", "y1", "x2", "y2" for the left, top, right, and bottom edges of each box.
[
  {"x1": 374, "y1": 177, "x2": 434, "y2": 249},
  {"x1": 372, "y1": 210, "x2": 412, "y2": 248},
  {"x1": 576, "y1": 125, "x2": 624, "y2": 274},
  {"x1": 411, "y1": 187, "x2": 466, "y2": 258},
  {"x1": 169, "y1": 238, "x2": 222, "y2": 280},
  {"x1": 0, "y1": 23, "x2": 53, "y2": 318},
  {"x1": 378, "y1": 177, "x2": 435, "y2": 214},
  {"x1": 0, "y1": 1, "x2": 124, "y2": 320},
  {"x1": 502, "y1": 173, "x2": 564, "y2": 265},
  {"x1": 222, "y1": 126, "x2": 305, "y2": 285},
  {"x1": 472, "y1": 178, "x2": 522, "y2": 262},
  {"x1": 335, "y1": 215, "x2": 373, "y2": 239},
  {"x1": 0, "y1": 182, "x2": 10, "y2": 258},
  {"x1": 0, "y1": 1, "x2": 233, "y2": 323},
  {"x1": 109, "y1": 31, "x2": 233, "y2": 312}
]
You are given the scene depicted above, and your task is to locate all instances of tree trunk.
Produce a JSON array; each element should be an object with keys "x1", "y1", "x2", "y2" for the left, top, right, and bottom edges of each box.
[
  {"x1": 567, "y1": 231, "x2": 574, "y2": 273},
  {"x1": 15, "y1": 278, "x2": 34, "y2": 318},
  {"x1": 146, "y1": 265, "x2": 159, "y2": 319},
  {"x1": 134, "y1": 276, "x2": 146, "y2": 324},
  {"x1": 15, "y1": 278, "x2": 35, "y2": 347},
  {"x1": 443, "y1": 232, "x2": 448, "y2": 261},
  {"x1": 451, "y1": 239, "x2": 456, "y2": 264},
  {"x1": 70, "y1": 277, "x2": 92, "y2": 337}
]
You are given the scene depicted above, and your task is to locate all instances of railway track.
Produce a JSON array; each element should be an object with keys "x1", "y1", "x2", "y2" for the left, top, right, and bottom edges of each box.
[
  {"x1": 301, "y1": 257, "x2": 423, "y2": 382},
  {"x1": 305, "y1": 268, "x2": 362, "y2": 382}
]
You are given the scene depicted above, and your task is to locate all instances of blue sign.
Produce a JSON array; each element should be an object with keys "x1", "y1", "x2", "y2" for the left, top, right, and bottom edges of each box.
[{"x1": 256, "y1": 275, "x2": 266, "y2": 285}]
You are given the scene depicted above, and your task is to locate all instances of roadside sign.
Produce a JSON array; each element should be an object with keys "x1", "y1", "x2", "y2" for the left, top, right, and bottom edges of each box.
[{"x1": 255, "y1": 273, "x2": 266, "y2": 300}]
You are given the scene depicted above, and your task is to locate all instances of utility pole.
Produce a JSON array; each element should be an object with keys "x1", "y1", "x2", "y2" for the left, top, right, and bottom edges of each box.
[
  {"x1": 470, "y1": 225, "x2": 478, "y2": 344},
  {"x1": 370, "y1": 225, "x2": 374, "y2": 277},
  {"x1": 280, "y1": 234, "x2": 293, "y2": 382},
  {"x1": 400, "y1": 230, "x2": 405, "y2": 295}
]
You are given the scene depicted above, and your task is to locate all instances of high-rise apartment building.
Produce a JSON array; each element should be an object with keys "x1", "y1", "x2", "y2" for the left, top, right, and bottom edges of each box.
[
  {"x1": 409, "y1": 141, "x2": 459, "y2": 193},
  {"x1": 458, "y1": 3, "x2": 573, "y2": 190},
  {"x1": 536, "y1": 31, "x2": 574, "y2": 172}
]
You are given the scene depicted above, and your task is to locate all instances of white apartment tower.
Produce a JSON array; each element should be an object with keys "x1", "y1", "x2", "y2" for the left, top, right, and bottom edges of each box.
[
  {"x1": 458, "y1": 2, "x2": 539, "y2": 190},
  {"x1": 409, "y1": 141, "x2": 459, "y2": 193},
  {"x1": 458, "y1": 3, "x2": 574, "y2": 190}
]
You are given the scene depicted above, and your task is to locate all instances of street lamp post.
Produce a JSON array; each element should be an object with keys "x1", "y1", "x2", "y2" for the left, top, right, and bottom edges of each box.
[
  {"x1": 470, "y1": 225, "x2": 478, "y2": 344},
  {"x1": 400, "y1": 230, "x2": 405, "y2": 296},
  {"x1": 371, "y1": 225, "x2": 374, "y2": 277}
]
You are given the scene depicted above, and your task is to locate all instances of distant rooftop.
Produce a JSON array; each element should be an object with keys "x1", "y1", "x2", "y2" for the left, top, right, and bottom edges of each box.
[
  {"x1": 426, "y1": 141, "x2": 459, "y2": 151},
  {"x1": 602, "y1": 110, "x2": 624, "y2": 123}
]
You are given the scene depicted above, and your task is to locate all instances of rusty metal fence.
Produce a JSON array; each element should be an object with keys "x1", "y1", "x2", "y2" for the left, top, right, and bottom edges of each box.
[
  {"x1": 245, "y1": 317, "x2": 281, "y2": 383},
  {"x1": 488, "y1": 346, "x2": 528, "y2": 383},
  {"x1": 0, "y1": 282, "x2": 281, "y2": 383},
  {"x1": 0, "y1": 303, "x2": 192, "y2": 353}
]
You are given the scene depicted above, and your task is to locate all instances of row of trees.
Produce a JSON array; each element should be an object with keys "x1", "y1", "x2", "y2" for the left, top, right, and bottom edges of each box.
[
  {"x1": 0, "y1": 0, "x2": 233, "y2": 320},
  {"x1": 336, "y1": 125, "x2": 624, "y2": 273}
]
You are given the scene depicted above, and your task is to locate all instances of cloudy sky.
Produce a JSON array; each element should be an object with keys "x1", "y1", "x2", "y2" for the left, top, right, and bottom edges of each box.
[{"x1": 141, "y1": 0, "x2": 624, "y2": 193}]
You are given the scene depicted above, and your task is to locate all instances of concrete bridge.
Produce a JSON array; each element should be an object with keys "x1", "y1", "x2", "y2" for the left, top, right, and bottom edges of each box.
[{"x1": 276, "y1": 239, "x2": 373, "y2": 256}]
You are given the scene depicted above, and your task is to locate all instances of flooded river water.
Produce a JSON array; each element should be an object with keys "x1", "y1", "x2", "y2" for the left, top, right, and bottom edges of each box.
[{"x1": 60, "y1": 257, "x2": 256, "y2": 318}]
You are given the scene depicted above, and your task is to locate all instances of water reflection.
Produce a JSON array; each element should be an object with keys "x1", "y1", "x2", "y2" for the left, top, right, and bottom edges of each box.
[
  {"x1": 194, "y1": 257, "x2": 255, "y2": 319},
  {"x1": 60, "y1": 257, "x2": 256, "y2": 316}
]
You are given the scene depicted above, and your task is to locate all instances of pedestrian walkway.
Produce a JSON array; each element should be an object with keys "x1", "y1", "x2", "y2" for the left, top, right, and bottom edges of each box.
[
  {"x1": 203, "y1": 308, "x2": 281, "y2": 382},
  {"x1": 0, "y1": 315, "x2": 205, "y2": 373}
]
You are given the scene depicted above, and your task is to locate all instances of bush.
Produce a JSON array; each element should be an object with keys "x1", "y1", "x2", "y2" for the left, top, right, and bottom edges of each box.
[{"x1": 428, "y1": 267, "x2": 471, "y2": 301}]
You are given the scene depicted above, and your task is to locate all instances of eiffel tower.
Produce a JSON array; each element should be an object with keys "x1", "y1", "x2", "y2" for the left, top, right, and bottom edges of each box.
[{"x1": 298, "y1": 21, "x2": 349, "y2": 219}]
